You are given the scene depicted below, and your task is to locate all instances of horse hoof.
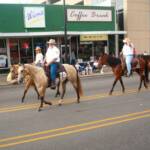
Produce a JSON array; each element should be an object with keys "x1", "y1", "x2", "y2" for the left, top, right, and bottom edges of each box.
[
  {"x1": 58, "y1": 103, "x2": 62, "y2": 106},
  {"x1": 38, "y1": 108, "x2": 42, "y2": 112},
  {"x1": 58, "y1": 100, "x2": 62, "y2": 106},
  {"x1": 109, "y1": 91, "x2": 112, "y2": 95},
  {"x1": 49, "y1": 102, "x2": 52, "y2": 105}
]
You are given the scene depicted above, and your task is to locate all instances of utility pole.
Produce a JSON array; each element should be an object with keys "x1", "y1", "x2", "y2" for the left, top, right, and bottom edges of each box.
[
  {"x1": 63, "y1": 0, "x2": 68, "y2": 63},
  {"x1": 115, "y1": 0, "x2": 119, "y2": 57}
]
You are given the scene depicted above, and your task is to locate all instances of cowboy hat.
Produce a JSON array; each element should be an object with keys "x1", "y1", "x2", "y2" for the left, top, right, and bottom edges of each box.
[
  {"x1": 47, "y1": 39, "x2": 56, "y2": 44},
  {"x1": 123, "y1": 37, "x2": 131, "y2": 43}
]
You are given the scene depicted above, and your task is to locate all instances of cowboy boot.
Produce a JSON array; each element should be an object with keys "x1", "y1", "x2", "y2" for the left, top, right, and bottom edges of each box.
[{"x1": 51, "y1": 80, "x2": 56, "y2": 89}]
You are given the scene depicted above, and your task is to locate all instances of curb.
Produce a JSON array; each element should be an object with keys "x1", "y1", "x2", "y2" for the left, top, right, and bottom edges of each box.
[{"x1": 0, "y1": 72, "x2": 113, "y2": 88}]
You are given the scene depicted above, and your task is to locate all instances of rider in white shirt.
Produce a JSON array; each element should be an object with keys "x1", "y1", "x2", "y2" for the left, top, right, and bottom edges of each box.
[
  {"x1": 121, "y1": 37, "x2": 134, "y2": 77},
  {"x1": 34, "y1": 46, "x2": 43, "y2": 67},
  {"x1": 44, "y1": 39, "x2": 60, "y2": 89}
]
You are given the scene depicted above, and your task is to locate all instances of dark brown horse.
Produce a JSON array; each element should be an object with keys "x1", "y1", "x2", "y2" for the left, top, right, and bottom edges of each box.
[{"x1": 98, "y1": 53, "x2": 148, "y2": 95}]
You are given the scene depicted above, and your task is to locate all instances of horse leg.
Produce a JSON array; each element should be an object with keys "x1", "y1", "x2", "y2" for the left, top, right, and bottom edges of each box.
[
  {"x1": 119, "y1": 77, "x2": 125, "y2": 93},
  {"x1": 33, "y1": 84, "x2": 40, "y2": 100},
  {"x1": 21, "y1": 82, "x2": 30, "y2": 103},
  {"x1": 38, "y1": 96, "x2": 44, "y2": 111},
  {"x1": 59, "y1": 80, "x2": 67, "y2": 106},
  {"x1": 21, "y1": 89, "x2": 28, "y2": 103},
  {"x1": 109, "y1": 78, "x2": 118, "y2": 95},
  {"x1": 72, "y1": 82, "x2": 80, "y2": 103},
  {"x1": 55, "y1": 78, "x2": 60, "y2": 97},
  {"x1": 38, "y1": 97, "x2": 52, "y2": 112},
  {"x1": 138, "y1": 75, "x2": 143, "y2": 91},
  {"x1": 143, "y1": 75, "x2": 148, "y2": 89}
]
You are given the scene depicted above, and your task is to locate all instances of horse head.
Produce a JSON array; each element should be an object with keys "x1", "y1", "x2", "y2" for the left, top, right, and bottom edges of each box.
[
  {"x1": 10, "y1": 64, "x2": 19, "y2": 79},
  {"x1": 17, "y1": 64, "x2": 26, "y2": 84},
  {"x1": 98, "y1": 53, "x2": 108, "y2": 68}
]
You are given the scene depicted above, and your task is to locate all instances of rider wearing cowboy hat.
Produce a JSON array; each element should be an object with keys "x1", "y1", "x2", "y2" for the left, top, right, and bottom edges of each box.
[
  {"x1": 121, "y1": 37, "x2": 134, "y2": 77},
  {"x1": 44, "y1": 39, "x2": 60, "y2": 89}
]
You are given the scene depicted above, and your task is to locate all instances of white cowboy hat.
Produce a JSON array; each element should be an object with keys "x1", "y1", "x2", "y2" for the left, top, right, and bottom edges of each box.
[
  {"x1": 123, "y1": 37, "x2": 131, "y2": 43},
  {"x1": 47, "y1": 39, "x2": 56, "y2": 44}
]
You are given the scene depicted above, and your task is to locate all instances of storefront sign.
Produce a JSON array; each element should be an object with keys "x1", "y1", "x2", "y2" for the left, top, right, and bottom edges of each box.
[
  {"x1": 80, "y1": 34, "x2": 108, "y2": 41},
  {"x1": 67, "y1": 9, "x2": 112, "y2": 22},
  {"x1": 24, "y1": 7, "x2": 45, "y2": 28}
]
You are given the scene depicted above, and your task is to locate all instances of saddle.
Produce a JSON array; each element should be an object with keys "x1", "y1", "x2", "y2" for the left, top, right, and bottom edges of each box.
[
  {"x1": 44, "y1": 63, "x2": 67, "y2": 88},
  {"x1": 121, "y1": 57, "x2": 140, "y2": 76}
]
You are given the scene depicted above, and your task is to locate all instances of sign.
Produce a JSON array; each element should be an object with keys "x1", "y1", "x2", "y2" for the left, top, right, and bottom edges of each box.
[
  {"x1": 80, "y1": 34, "x2": 108, "y2": 41},
  {"x1": 67, "y1": 9, "x2": 112, "y2": 22},
  {"x1": 24, "y1": 7, "x2": 45, "y2": 28}
]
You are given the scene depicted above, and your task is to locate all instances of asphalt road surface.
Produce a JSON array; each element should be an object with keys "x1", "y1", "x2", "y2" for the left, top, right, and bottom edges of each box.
[{"x1": 0, "y1": 75, "x2": 150, "y2": 150}]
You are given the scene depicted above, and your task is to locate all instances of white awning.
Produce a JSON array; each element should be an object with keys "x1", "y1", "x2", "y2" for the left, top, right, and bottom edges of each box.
[{"x1": 0, "y1": 30, "x2": 126, "y2": 37}]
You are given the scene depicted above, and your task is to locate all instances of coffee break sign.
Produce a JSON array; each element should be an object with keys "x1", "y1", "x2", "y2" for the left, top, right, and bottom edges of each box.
[{"x1": 67, "y1": 9, "x2": 112, "y2": 22}]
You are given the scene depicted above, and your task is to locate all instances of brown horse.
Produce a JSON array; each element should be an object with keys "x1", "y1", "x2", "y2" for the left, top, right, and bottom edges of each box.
[
  {"x1": 17, "y1": 64, "x2": 83, "y2": 111},
  {"x1": 98, "y1": 53, "x2": 148, "y2": 95}
]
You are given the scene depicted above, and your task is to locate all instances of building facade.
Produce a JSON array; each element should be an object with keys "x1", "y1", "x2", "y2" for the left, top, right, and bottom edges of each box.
[
  {"x1": 124, "y1": 0, "x2": 150, "y2": 53},
  {"x1": 0, "y1": 4, "x2": 123, "y2": 69}
]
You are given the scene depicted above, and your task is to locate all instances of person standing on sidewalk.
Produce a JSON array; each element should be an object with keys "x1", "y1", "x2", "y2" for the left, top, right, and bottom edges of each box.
[{"x1": 44, "y1": 39, "x2": 60, "y2": 89}]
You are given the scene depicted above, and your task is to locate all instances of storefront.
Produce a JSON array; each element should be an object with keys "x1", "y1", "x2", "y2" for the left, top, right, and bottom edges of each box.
[{"x1": 0, "y1": 4, "x2": 125, "y2": 69}]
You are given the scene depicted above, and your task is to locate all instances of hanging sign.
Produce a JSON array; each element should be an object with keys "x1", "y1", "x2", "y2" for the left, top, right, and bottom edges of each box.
[
  {"x1": 24, "y1": 7, "x2": 45, "y2": 28},
  {"x1": 80, "y1": 34, "x2": 108, "y2": 41}
]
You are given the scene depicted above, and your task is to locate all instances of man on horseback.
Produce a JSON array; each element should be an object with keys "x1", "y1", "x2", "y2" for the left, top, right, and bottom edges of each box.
[
  {"x1": 120, "y1": 37, "x2": 134, "y2": 77},
  {"x1": 44, "y1": 39, "x2": 60, "y2": 89}
]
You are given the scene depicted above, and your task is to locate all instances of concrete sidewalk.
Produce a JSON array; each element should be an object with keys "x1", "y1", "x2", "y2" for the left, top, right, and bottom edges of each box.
[{"x1": 0, "y1": 66, "x2": 112, "y2": 87}]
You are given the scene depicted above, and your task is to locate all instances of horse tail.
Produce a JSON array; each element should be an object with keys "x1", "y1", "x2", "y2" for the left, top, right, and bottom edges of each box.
[
  {"x1": 144, "y1": 59, "x2": 149, "y2": 83},
  {"x1": 75, "y1": 66, "x2": 83, "y2": 96}
]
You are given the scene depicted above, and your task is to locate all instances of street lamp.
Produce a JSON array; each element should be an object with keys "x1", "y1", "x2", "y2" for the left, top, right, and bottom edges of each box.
[{"x1": 63, "y1": 0, "x2": 68, "y2": 63}]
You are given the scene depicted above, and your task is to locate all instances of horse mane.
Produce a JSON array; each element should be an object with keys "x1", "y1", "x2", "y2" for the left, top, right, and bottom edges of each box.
[
  {"x1": 106, "y1": 54, "x2": 121, "y2": 67},
  {"x1": 24, "y1": 64, "x2": 44, "y2": 75}
]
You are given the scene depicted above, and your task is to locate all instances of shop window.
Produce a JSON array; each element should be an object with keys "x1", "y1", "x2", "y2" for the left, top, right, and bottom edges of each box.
[
  {"x1": 78, "y1": 43, "x2": 93, "y2": 61},
  {"x1": 20, "y1": 39, "x2": 33, "y2": 63},
  {"x1": 9, "y1": 39, "x2": 19, "y2": 64},
  {"x1": 33, "y1": 38, "x2": 48, "y2": 56},
  {"x1": 0, "y1": 39, "x2": 8, "y2": 68}
]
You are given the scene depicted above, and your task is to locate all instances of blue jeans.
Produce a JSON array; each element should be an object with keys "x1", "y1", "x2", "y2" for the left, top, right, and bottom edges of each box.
[
  {"x1": 49, "y1": 63, "x2": 57, "y2": 82},
  {"x1": 125, "y1": 55, "x2": 133, "y2": 75}
]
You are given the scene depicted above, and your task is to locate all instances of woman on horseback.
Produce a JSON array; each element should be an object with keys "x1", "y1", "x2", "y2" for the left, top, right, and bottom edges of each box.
[
  {"x1": 34, "y1": 46, "x2": 44, "y2": 67},
  {"x1": 121, "y1": 37, "x2": 134, "y2": 77}
]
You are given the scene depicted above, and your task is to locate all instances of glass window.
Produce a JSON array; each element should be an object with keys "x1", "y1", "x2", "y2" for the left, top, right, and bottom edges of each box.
[
  {"x1": 33, "y1": 37, "x2": 48, "y2": 56},
  {"x1": 78, "y1": 43, "x2": 93, "y2": 61},
  {"x1": 19, "y1": 39, "x2": 33, "y2": 63},
  {"x1": 0, "y1": 39, "x2": 8, "y2": 68},
  {"x1": 9, "y1": 39, "x2": 19, "y2": 64}
]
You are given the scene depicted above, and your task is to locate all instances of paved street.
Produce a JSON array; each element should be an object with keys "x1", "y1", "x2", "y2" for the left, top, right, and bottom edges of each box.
[{"x1": 0, "y1": 75, "x2": 150, "y2": 150}]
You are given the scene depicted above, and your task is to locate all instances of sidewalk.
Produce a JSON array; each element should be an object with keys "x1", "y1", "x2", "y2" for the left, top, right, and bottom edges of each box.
[{"x1": 0, "y1": 66, "x2": 112, "y2": 87}]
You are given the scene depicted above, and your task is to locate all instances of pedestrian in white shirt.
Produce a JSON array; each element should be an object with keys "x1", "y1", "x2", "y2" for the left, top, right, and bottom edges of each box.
[
  {"x1": 34, "y1": 46, "x2": 43, "y2": 67},
  {"x1": 121, "y1": 37, "x2": 134, "y2": 77},
  {"x1": 44, "y1": 39, "x2": 60, "y2": 89}
]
